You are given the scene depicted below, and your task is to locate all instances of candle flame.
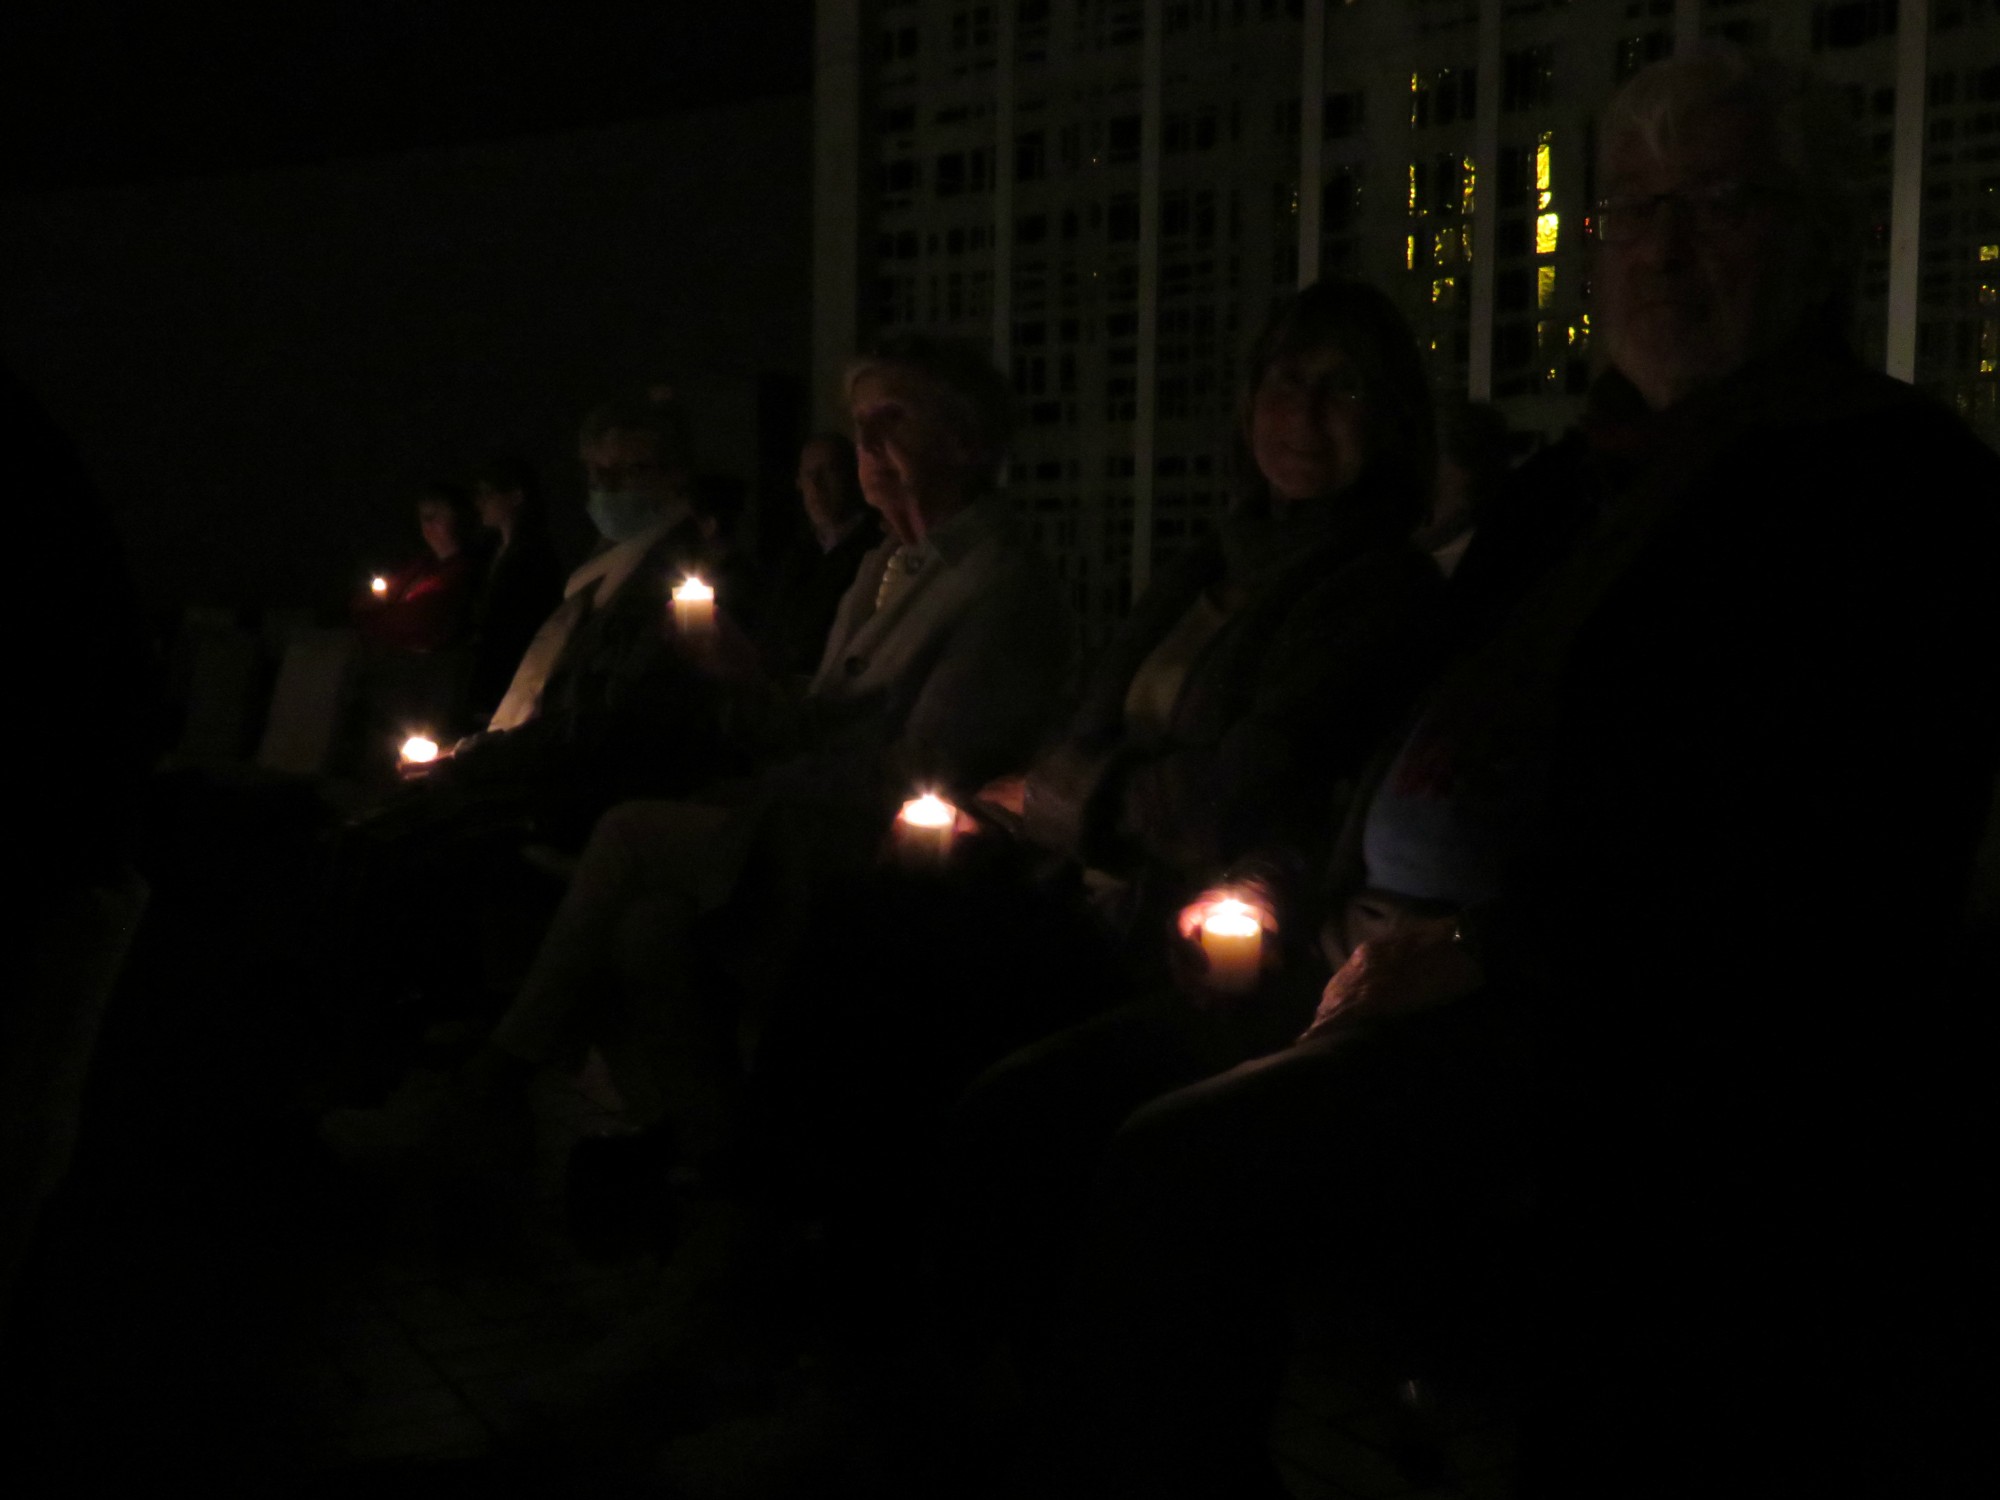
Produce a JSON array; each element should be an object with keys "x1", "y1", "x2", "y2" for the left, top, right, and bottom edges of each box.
[
  {"x1": 673, "y1": 576, "x2": 715, "y2": 602},
  {"x1": 370, "y1": 575, "x2": 389, "y2": 595},
  {"x1": 400, "y1": 735, "x2": 440, "y2": 764},
  {"x1": 899, "y1": 793, "x2": 956, "y2": 829},
  {"x1": 1202, "y1": 898, "x2": 1260, "y2": 939}
]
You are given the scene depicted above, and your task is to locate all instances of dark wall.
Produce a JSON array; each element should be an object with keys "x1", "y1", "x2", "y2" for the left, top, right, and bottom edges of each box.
[{"x1": 0, "y1": 92, "x2": 812, "y2": 617}]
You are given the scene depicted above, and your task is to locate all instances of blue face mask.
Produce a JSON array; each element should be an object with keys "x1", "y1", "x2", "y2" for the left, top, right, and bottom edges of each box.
[{"x1": 586, "y1": 488, "x2": 663, "y2": 542}]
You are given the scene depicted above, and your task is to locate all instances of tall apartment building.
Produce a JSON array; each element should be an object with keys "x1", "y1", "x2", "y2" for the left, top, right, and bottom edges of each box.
[{"x1": 814, "y1": 0, "x2": 2000, "y2": 639}]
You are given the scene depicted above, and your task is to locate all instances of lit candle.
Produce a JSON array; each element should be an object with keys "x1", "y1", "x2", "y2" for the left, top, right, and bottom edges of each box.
[
  {"x1": 1200, "y1": 898, "x2": 1263, "y2": 993},
  {"x1": 672, "y1": 576, "x2": 716, "y2": 637},
  {"x1": 370, "y1": 575, "x2": 389, "y2": 596},
  {"x1": 399, "y1": 735, "x2": 440, "y2": 767},
  {"x1": 895, "y1": 792, "x2": 958, "y2": 868}
]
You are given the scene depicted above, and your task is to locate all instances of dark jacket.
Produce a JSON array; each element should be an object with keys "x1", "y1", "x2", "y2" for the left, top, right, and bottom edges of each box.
[
  {"x1": 1023, "y1": 484, "x2": 1448, "y2": 898},
  {"x1": 753, "y1": 513, "x2": 885, "y2": 680},
  {"x1": 446, "y1": 514, "x2": 740, "y2": 841},
  {"x1": 462, "y1": 524, "x2": 564, "y2": 727}
]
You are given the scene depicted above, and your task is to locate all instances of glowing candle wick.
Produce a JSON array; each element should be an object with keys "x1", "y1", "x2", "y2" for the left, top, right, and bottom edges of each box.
[{"x1": 400, "y1": 735, "x2": 439, "y2": 764}]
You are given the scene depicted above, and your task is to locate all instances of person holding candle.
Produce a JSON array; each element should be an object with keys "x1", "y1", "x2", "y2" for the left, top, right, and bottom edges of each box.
[
  {"x1": 323, "y1": 338, "x2": 1073, "y2": 1234},
  {"x1": 1026, "y1": 47, "x2": 2000, "y2": 1499},
  {"x1": 351, "y1": 482, "x2": 483, "y2": 656},
  {"x1": 917, "y1": 279, "x2": 1453, "y2": 1375},
  {"x1": 319, "y1": 390, "x2": 746, "y2": 1057}
]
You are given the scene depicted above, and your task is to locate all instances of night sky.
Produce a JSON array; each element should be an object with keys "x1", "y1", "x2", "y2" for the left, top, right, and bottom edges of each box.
[{"x1": 0, "y1": 1, "x2": 813, "y2": 193}]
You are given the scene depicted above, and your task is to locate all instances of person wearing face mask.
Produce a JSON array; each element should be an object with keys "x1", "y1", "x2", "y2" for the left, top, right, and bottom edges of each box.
[
  {"x1": 319, "y1": 391, "x2": 743, "y2": 1063},
  {"x1": 428, "y1": 389, "x2": 733, "y2": 837}
]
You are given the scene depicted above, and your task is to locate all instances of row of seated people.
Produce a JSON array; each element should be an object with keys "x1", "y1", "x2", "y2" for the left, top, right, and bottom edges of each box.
[
  {"x1": 344, "y1": 443, "x2": 862, "y2": 771},
  {"x1": 309, "y1": 46, "x2": 1999, "y2": 1497}
]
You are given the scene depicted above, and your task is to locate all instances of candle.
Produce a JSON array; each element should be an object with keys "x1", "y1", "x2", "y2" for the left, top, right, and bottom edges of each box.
[
  {"x1": 672, "y1": 576, "x2": 716, "y2": 637},
  {"x1": 370, "y1": 575, "x2": 389, "y2": 596},
  {"x1": 399, "y1": 735, "x2": 440, "y2": 766},
  {"x1": 895, "y1": 792, "x2": 958, "y2": 868},
  {"x1": 1200, "y1": 898, "x2": 1263, "y2": 993}
]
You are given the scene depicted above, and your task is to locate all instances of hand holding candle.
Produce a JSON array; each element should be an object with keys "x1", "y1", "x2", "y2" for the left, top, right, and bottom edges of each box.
[
  {"x1": 671, "y1": 576, "x2": 716, "y2": 638},
  {"x1": 1177, "y1": 884, "x2": 1277, "y2": 996}
]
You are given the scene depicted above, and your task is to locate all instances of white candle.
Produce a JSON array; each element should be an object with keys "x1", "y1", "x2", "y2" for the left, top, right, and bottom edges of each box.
[
  {"x1": 1200, "y1": 898, "x2": 1263, "y2": 993},
  {"x1": 672, "y1": 576, "x2": 717, "y2": 637},
  {"x1": 370, "y1": 575, "x2": 389, "y2": 596},
  {"x1": 399, "y1": 735, "x2": 439, "y2": 766},
  {"x1": 895, "y1": 792, "x2": 958, "y2": 868}
]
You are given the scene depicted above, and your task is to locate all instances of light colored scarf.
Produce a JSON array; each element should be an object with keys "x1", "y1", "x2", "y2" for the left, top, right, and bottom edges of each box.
[{"x1": 486, "y1": 514, "x2": 677, "y2": 732}]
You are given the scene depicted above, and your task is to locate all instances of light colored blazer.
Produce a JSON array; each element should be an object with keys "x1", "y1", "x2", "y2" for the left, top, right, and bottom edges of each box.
[{"x1": 790, "y1": 496, "x2": 1076, "y2": 808}]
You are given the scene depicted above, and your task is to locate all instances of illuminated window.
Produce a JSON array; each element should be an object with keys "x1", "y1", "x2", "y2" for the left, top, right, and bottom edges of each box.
[
  {"x1": 1536, "y1": 138, "x2": 1551, "y2": 196},
  {"x1": 1434, "y1": 228, "x2": 1458, "y2": 265},
  {"x1": 1407, "y1": 234, "x2": 1417, "y2": 270},
  {"x1": 1537, "y1": 212, "x2": 1560, "y2": 254},
  {"x1": 1538, "y1": 265, "x2": 1556, "y2": 308},
  {"x1": 1462, "y1": 155, "x2": 1477, "y2": 216},
  {"x1": 1981, "y1": 244, "x2": 2000, "y2": 262},
  {"x1": 1431, "y1": 276, "x2": 1457, "y2": 306},
  {"x1": 1409, "y1": 164, "x2": 1419, "y2": 213}
]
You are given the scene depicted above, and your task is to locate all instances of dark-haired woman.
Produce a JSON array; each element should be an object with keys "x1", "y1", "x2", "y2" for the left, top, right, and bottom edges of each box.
[{"x1": 753, "y1": 283, "x2": 1457, "y2": 1420}]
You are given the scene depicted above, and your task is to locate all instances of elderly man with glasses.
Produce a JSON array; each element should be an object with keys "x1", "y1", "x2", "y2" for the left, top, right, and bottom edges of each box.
[{"x1": 1039, "y1": 45, "x2": 2000, "y2": 1500}]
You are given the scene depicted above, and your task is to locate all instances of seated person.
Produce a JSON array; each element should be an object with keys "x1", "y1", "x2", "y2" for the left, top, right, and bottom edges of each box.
[
  {"x1": 320, "y1": 390, "x2": 744, "y2": 1046},
  {"x1": 751, "y1": 433, "x2": 883, "y2": 680},
  {"x1": 351, "y1": 482, "x2": 483, "y2": 655},
  {"x1": 461, "y1": 456, "x2": 564, "y2": 733},
  {"x1": 387, "y1": 388, "x2": 738, "y2": 847},
  {"x1": 328, "y1": 336, "x2": 1075, "y2": 1194},
  {"x1": 1029, "y1": 47, "x2": 2000, "y2": 1498},
  {"x1": 755, "y1": 279, "x2": 1454, "y2": 1317},
  {"x1": 348, "y1": 483, "x2": 486, "y2": 771}
]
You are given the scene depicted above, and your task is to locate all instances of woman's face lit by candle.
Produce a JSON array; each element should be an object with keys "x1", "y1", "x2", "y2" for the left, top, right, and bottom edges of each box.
[{"x1": 1249, "y1": 344, "x2": 1373, "y2": 506}]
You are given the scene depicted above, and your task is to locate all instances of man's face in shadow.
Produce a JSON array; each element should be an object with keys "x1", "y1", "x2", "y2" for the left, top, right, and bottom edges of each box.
[{"x1": 1598, "y1": 104, "x2": 1829, "y2": 410}]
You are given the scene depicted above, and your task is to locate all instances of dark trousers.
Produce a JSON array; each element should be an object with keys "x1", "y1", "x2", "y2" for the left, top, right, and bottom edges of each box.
[{"x1": 1044, "y1": 989, "x2": 1534, "y2": 1499}]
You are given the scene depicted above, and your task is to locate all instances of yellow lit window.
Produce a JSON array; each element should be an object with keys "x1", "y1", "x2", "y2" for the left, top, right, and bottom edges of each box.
[
  {"x1": 1462, "y1": 155, "x2": 1476, "y2": 216},
  {"x1": 1538, "y1": 265, "x2": 1556, "y2": 309},
  {"x1": 1980, "y1": 244, "x2": 2000, "y2": 262},
  {"x1": 1410, "y1": 72, "x2": 1421, "y2": 129},
  {"x1": 1983, "y1": 359, "x2": 1998, "y2": 375},
  {"x1": 1536, "y1": 212, "x2": 1560, "y2": 255},
  {"x1": 1536, "y1": 137, "x2": 1552, "y2": 195},
  {"x1": 1431, "y1": 276, "x2": 1457, "y2": 306},
  {"x1": 1409, "y1": 164, "x2": 1418, "y2": 213},
  {"x1": 1434, "y1": 228, "x2": 1457, "y2": 265},
  {"x1": 1407, "y1": 234, "x2": 1417, "y2": 270}
]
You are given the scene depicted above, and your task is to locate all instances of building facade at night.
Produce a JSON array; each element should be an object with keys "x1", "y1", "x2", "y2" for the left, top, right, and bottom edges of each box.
[{"x1": 813, "y1": 0, "x2": 2000, "y2": 637}]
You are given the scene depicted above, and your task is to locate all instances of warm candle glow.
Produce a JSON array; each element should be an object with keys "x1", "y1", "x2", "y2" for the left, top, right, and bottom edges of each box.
[
  {"x1": 899, "y1": 793, "x2": 956, "y2": 829},
  {"x1": 671, "y1": 575, "x2": 717, "y2": 636},
  {"x1": 400, "y1": 735, "x2": 439, "y2": 764},
  {"x1": 370, "y1": 575, "x2": 389, "y2": 595},
  {"x1": 1200, "y1": 898, "x2": 1263, "y2": 993},
  {"x1": 894, "y1": 792, "x2": 958, "y2": 867},
  {"x1": 1202, "y1": 899, "x2": 1260, "y2": 939}
]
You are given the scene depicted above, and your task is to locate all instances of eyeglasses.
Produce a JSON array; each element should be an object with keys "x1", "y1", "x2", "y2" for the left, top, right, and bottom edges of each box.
[{"x1": 1591, "y1": 180, "x2": 1768, "y2": 244}]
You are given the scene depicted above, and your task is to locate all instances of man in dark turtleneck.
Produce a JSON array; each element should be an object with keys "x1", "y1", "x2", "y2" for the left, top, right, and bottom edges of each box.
[{"x1": 1046, "y1": 45, "x2": 2000, "y2": 1500}]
